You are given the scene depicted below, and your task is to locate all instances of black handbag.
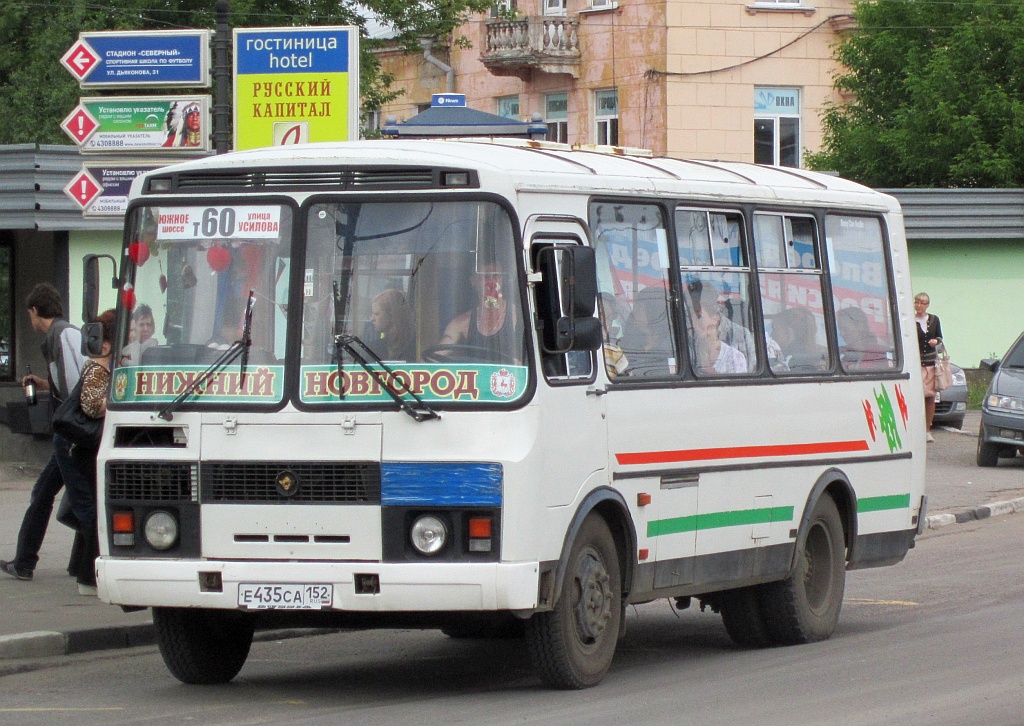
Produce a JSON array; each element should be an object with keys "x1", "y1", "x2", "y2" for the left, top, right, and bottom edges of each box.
[{"x1": 52, "y1": 378, "x2": 103, "y2": 450}]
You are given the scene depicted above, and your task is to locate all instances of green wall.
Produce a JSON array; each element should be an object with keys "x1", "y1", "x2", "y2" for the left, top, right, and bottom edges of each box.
[
  {"x1": 69, "y1": 230, "x2": 122, "y2": 324},
  {"x1": 908, "y1": 238, "x2": 1024, "y2": 368}
]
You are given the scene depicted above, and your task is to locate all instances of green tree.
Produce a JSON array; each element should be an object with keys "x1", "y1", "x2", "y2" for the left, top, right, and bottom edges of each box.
[
  {"x1": 806, "y1": 0, "x2": 1024, "y2": 187},
  {"x1": 0, "y1": 0, "x2": 491, "y2": 145}
]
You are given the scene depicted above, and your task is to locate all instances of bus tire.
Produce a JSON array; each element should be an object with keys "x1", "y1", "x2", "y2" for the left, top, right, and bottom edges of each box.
[
  {"x1": 154, "y1": 607, "x2": 254, "y2": 684},
  {"x1": 525, "y1": 515, "x2": 622, "y2": 689},
  {"x1": 760, "y1": 494, "x2": 846, "y2": 646},
  {"x1": 719, "y1": 586, "x2": 771, "y2": 648}
]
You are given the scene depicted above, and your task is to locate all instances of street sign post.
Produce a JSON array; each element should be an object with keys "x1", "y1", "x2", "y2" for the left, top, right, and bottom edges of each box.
[
  {"x1": 233, "y1": 26, "x2": 359, "y2": 151},
  {"x1": 61, "y1": 97, "x2": 212, "y2": 153},
  {"x1": 61, "y1": 30, "x2": 210, "y2": 88}
]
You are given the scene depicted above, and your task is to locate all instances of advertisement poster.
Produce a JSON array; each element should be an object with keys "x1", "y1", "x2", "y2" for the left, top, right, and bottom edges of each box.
[
  {"x1": 68, "y1": 96, "x2": 212, "y2": 153},
  {"x1": 62, "y1": 30, "x2": 210, "y2": 88},
  {"x1": 233, "y1": 26, "x2": 359, "y2": 151}
]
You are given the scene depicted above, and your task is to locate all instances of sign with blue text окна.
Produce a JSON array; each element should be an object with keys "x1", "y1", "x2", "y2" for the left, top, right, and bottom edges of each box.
[
  {"x1": 62, "y1": 30, "x2": 210, "y2": 88},
  {"x1": 234, "y1": 26, "x2": 359, "y2": 151}
]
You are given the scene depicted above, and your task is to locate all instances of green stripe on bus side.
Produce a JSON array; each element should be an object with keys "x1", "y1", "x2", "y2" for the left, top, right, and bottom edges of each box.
[
  {"x1": 647, "y1": 506, "x2": 795, "y2": 538},
  {"x1": 857, "y1": 494, "x2": 911, "y2": 512}
]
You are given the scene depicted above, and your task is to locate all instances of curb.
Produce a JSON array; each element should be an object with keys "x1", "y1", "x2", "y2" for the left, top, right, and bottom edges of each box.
[
  {"x1": 0, "y1": 623, "x2": 155, "y2": 661},
  {"x1": 925, "y1": 496, "x2": 1024, "y2": 530},
  {"x1": 0, "y1": 625, "x2": 336, "y2": 667}
]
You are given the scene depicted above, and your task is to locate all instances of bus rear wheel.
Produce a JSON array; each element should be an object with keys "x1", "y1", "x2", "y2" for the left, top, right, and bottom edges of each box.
[
  {"x1": 760, "y1": 494, "x2": 846, "y2": 645},
  {"x1": 526, "y1": 515, "x2": 622, "y2": 689},
  {"x1": 153, "y1": 607, "x2": 254, "y2": 684}
]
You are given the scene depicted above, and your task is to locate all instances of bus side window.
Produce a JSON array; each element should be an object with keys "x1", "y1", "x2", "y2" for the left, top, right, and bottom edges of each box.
[
  {"x1": 755, "y1": 213, "x2": 830, "y2": 375},
  {"x1": 826, "y1": 215, "x2": 899, "y2": 373}
]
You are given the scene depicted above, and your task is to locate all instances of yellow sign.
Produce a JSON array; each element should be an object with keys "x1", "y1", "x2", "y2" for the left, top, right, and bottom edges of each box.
[{"x1": 233, "y1": 26, "x2": 359, "y2": 151}]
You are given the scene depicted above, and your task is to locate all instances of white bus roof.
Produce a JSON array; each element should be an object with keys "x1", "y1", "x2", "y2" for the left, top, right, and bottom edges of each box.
[{"x1": 138, "y1": 139, "x2": 898, "y2": 212}]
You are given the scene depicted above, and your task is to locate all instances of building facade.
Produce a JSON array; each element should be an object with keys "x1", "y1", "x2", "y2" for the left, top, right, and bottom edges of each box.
[{"x1": 375, "y1": 0, "x2": 856, "y2": 163}]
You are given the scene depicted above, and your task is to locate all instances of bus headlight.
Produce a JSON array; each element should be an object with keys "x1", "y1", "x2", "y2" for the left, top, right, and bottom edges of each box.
[
  {"x1": 144, "y1": 511, "x2": 178, "y2": 551},
  {"x1": 410, "y1": 515, "x2": 447, "y2": 555}
]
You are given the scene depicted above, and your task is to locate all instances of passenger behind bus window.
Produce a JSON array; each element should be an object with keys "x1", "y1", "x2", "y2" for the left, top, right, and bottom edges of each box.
[
  {"x1": 769, "y1": 307, "x2": 827, "y2": 373},
  {"x1": 685, "y1": 285, "x2": 746, "y2": 375},
  {"x1": 599, "y1": 292, "x2": 629, "y2": 377},
  {"x1": 120, "y1": 304, "x2": 159, "y2": 365},
  {"x1": 837, "y1": 306, "x2": 891, "y2": 371},
  {"x1": 435, "y1": 261, "x2": 521, "y2": 364},
  {"x1": 365, "y1": 289, "x2": 416, "y2": 362},
  {"x1": 619, "y1": 287, "x2": 676, "y2": 377}
]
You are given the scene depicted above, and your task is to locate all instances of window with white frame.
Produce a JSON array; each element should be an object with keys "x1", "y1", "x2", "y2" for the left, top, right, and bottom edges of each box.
[
  {"x1": 544, "y1": 0, "x2": 567, "y2": 16},
  {"x1": 595, "y1": 89, "x2": 619, "y2": 146},
  {"x1": 546, "y1": 92, "x2": 568, "y2": 143},
  {"x1": 589, "y1": 0, "x2": 617, "y2": 9},
  {"x1": 754, "y1": 87, "x2": 801, "y2": 167},
  {"x1": 497, "y1": 95, "x2": 521, "y2": 120}
]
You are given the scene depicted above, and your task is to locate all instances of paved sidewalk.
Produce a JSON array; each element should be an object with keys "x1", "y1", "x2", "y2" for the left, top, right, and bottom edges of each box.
[{"x1": 0, "y1": 410, "x2": 1020, "y2": 664}]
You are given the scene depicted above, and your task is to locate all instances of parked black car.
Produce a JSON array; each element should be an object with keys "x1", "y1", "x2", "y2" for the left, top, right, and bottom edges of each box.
[
  {"x1": 933, "y1": 362, "x2": 967, "y2": 430},
  {"x1": 977, "y1": 332, "x2": 1024, "y2": 467}
]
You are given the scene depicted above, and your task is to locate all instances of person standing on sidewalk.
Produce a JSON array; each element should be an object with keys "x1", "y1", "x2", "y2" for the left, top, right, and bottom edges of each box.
[
  {"x1": 0, "y1": 283, "x2": 86, "y2": 581},
  {"x1": 915, "y1": 292, "x2": 943, "y2": 443}
]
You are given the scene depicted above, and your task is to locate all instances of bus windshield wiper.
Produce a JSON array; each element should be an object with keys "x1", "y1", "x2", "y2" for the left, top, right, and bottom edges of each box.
[
  {"x1": 157, "y1": 290, "x2": 255, "y2": 421},
  {"x1": 335, "y1": 333, "x2": 440, "y2": 423}
]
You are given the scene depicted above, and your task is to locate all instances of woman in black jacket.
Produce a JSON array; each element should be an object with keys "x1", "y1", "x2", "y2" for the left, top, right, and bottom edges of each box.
[{"x1": 914, "y1": 293, "x2": 943, "y2": 442}]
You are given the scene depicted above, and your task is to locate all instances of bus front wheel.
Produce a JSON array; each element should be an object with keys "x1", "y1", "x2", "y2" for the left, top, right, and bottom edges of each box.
[
  {"x1": 153, "y1": 607, "x2": 254, "y2": 684},
  {"x1": 526, "y1": 515, "x2": 622, "y2": 689},
  {"x1": 760, "y1": 494, "x2": 846, "y2": 645}
]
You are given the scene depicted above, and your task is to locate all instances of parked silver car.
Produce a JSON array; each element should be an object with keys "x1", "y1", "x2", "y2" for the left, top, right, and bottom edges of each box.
[
  {"x1": 977, "y1": 332, "x2": 1024, "y2": 467},
  {"x1": 933, "y1": 362, "x2": 967, "y2": 430}
]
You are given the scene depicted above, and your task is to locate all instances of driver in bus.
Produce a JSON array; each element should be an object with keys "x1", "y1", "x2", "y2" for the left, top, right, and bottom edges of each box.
[
  {"x1": 437, "y1": 260, "x2": 521, "y2": 363},
  {"x1": 120, "y1": 304, "x2": 159, "y2": 365}
]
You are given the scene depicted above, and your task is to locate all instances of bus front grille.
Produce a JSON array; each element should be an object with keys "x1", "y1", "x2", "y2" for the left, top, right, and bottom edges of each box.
[
  {"x1": 107, "y1": 462, "x2": 197, "y2": 502},
  {"x1": 200, "y1": 461, "x2": 381, "y2": 504}
]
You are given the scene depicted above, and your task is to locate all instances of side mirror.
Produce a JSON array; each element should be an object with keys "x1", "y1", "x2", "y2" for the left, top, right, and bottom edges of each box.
[
  {"x1": 82, "y1": 253, "x2": 118, "y2": 323},
  {"x1": 535, "y1": 245, "x2": 601, "y2": 354},
  {"x1": 980, "y1": 358, "x2": 1000, "y2": 373},
  {"x1": 81, "y1": 322, "x2": 105, "y2": 358}
]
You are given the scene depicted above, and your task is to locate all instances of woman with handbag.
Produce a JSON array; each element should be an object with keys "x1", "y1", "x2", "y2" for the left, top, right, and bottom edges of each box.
[
  {"x1": 62, "y1": 309, "x2": 115, "y2": 595},
  {"x1": 914, "y1": 293, "x2": 943, "y2": 443}
]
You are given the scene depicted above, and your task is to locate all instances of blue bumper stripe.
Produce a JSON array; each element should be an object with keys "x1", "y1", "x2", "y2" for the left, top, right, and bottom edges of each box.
[{"x1": 381, "y1": 462, "x2": 503, "y2": 506}]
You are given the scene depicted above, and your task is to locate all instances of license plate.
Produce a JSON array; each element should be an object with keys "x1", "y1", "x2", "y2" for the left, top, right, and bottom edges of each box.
[
  {"x1": 934, "y1": 393, "x2": 941, "y2": 403},
  {"x1": 237, "y1": 583, "x2": 333, "y2": 610}
]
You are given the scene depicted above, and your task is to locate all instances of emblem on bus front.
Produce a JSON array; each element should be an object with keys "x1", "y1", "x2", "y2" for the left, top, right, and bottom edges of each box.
[{"x1": 275, "y1": 470, "x2": 299, "y2": 497}]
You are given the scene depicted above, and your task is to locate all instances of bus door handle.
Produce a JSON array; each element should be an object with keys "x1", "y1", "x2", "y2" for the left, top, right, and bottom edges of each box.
[{"x1": 586, "y1": 387, "x2": 607, "y2": 397}]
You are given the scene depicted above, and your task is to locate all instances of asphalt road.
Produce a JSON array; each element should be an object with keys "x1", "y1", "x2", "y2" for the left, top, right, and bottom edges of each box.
[{"x1": 1, "y1": 512, "x2": 1023, "y2": 725}]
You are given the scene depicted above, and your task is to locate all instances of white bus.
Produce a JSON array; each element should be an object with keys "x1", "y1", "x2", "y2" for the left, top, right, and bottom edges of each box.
[{"x1": 87, "y1": 139, "x2": 925, "y2": 689}]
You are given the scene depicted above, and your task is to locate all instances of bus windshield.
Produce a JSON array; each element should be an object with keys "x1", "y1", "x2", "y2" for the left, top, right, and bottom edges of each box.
[
  {"x1": 299, "y1": 199, "x2": 528, "y2": 406},
  {"x1": 112, "y1": 203, "x2": 293, "y2": 407}
]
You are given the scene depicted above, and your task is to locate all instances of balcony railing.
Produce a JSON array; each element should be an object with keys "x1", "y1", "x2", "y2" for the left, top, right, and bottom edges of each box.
[{"x1": 481, "y1": 16, "x2": 581, "y2": 79}]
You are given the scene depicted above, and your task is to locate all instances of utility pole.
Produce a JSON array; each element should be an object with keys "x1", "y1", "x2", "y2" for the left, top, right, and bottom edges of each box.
[{"x1": 212, "y1": 0, "x2": 232, "y2": 153}]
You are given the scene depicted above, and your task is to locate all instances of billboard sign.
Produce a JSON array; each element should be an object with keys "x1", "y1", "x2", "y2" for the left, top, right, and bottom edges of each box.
[
  {"x1": 61, "y1": 30, "x2": 210, "y2": 88},
  {"x1": 62, "y1": 96, "x2": 212, "y2": 153},
  {"x1": 64, "y1": 165, "x2": 165, "y2": 215},
  {"x1": 233, "y1": 26, "x2": 359, "y2": 151}
]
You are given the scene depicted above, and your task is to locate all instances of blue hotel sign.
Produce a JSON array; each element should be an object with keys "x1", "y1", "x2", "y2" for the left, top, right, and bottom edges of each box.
[{"x1": 62, "y1": 30, "x2": 210, "y2": 88}]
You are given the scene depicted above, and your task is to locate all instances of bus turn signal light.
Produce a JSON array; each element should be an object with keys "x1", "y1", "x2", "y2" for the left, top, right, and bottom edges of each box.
[
  {"x1": 468, "y1": 517, "x2": 492, "y2": 552},
  {"x1": 112, "y1": 511, "x2": 135, "y2": 546}
]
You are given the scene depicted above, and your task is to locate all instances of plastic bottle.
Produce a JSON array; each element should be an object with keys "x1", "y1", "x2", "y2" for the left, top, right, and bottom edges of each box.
[{"x1": 24, "y1": 366, "x2": 37, "y2": 406}]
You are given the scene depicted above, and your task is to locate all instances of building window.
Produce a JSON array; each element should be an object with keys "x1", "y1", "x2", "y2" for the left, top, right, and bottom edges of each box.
[
  {"x1": 497, "y1": 95, "x2": 521, "y2": 120},
  {"x1": 546, "y1": 92, "x2": 568, "y2": 143},
  {"x1": 361, "y1": 109, "x2": 381, "y2": 137},
  {"x1": 589, "y1": 0, "x2": 617, "y2": 9},
  {"x1": 754, "y1": 87, "x2": 801, "y2": 167},
  {"x1": 490, "y1": 0, "x2": 517, "y2": 17},
  {"x1": 0, "y1": 238, "x2": 12, "y2": 380},
  {"x1": 544, "y1": 0, "x2": 567, "y2": 16},
  {"x1": 595, "y1": 89, "x2": 619, "y2": 146},
  {"x1": 416, "y1": 103, "x2": 431, "y2": 114}
]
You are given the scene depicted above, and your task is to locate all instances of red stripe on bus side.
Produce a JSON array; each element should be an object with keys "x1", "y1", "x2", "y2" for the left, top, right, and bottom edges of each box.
[{"x1": 615, "y1": 440, "x2": 871, "y2": 466}]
